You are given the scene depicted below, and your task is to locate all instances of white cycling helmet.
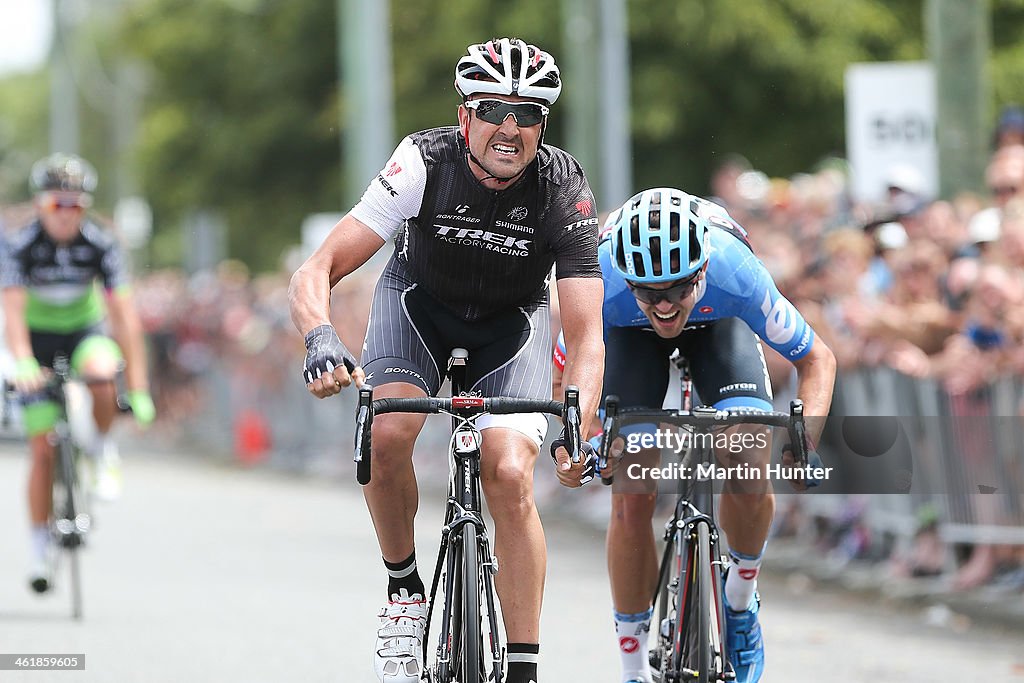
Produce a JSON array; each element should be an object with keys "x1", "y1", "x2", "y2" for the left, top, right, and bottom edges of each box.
[{"x1": 455, "y1": 37, "x2": 562, "y2": 105}]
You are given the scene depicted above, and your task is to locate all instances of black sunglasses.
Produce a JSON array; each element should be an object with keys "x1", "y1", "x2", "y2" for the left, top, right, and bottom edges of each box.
[
  {"x1": 464, "y1": 99, "x2": 549, "y2": 127},
  {"x1": 627, "y1": 273, "x2": 702, "y2": 305}
]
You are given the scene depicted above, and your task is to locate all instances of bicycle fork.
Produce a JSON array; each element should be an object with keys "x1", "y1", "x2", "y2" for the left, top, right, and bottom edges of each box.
[
  {"x1": 427, "y1": 432, "x2": 505, "y2": 683},
  {"x1": 656, "y1": 508, "x2": 732, "y2": 682}
]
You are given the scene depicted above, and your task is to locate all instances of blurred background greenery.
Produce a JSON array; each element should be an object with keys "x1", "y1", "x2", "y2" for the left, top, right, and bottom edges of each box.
[{"x1": 1, "y1": 0, "x2": 1023, "y2": 271}]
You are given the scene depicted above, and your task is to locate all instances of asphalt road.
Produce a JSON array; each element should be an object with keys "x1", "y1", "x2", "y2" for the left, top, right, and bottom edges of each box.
[{"x1": 1, "y1": 444, "x2": 1022, "y2": 682}]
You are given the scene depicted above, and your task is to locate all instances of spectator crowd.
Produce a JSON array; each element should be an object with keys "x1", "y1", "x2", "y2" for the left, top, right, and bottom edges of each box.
[{"x1": 6, "y1": 107, "x2": 1024, "y2": 599}]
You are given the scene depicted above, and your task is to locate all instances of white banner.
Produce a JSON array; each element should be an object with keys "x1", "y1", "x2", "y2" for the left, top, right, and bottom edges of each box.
[{"x1": 845, "y1": 62, "x2": 937, "y2": 203}]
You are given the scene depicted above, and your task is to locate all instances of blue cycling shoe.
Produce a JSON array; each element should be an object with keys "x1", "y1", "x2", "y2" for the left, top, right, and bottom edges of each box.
[{"x1": 723, "y1": 591, "x2": 765, "y2": 683}]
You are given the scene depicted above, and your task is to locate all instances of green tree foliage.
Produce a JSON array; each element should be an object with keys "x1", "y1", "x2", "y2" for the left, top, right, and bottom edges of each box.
[
  {"x1": 119, "y1": 0, "x2": 341, "y2": 269},
  {"x1": 0, "y1": 0, "x2": 1009, "y2": 268},
  {"x1": 627, "y1": 0, "x2": 924, "y2": 193}
]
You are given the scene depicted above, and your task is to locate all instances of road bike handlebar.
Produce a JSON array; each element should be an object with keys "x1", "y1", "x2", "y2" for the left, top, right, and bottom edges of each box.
[
  {"x1": 353, "y1": 385, "x2": 582, "y2": 486},
  {"x1": 597, "y1": 398, "x2": 809, "y2": 485}
]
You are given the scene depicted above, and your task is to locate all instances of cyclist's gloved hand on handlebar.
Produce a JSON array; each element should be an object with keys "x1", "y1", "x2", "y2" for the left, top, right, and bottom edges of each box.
[
  {"x1": 550, "y1": 435, "x2": 597, "y2": 488},
  {"x1": 13, "y1": 357, "x2": 44, "y2": 394},
  {"x1": 782, "y1": 438, "x2": 825, "y2": 491},
  {"x1": 127, "y1": 389, "x2": 156, "y2": 428},
  {"x1": 302, "y1": 324, "x2": 363, "y2": 398}
]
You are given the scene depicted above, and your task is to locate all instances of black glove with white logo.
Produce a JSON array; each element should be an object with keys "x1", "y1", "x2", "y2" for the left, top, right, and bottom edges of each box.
[
  {"x1": 302, "y1": 324, "x2": 356, "y2": 385},
  {"x1": 549, "y1": 433, "x2": 598, "y2": 486}
]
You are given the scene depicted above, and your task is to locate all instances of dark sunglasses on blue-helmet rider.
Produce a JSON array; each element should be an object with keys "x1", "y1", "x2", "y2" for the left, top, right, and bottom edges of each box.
[
  {"x1": 627, "y1": 271, "x2": 703, "y2": 305},
  {"x1": 464, "y1": 98, "x2": 549, "y2": 127}
]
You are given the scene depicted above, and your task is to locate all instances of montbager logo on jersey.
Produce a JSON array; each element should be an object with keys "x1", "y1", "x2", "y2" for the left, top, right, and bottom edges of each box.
[
  {"x1": 455, "y1": 204, "x2": 470, "y2": 214},
  {"x1": 508, "y1": 206, "x2": 529, "y2": 221}
]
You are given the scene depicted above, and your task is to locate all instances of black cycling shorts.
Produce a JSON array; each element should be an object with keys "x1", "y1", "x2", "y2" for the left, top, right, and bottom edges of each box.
[
  {"x1": 30, "y1": 326, "x2": 103, "y2": 369},
  {"x1": 603, "y1": 318, "x2": 773, "y2": 414},
  {"x1": 362, "y1": 258, "x2": 552, "y2": 398}
]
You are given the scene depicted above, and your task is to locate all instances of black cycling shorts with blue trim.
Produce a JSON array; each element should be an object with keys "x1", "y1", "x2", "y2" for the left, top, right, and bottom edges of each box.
[
  {"x1": 361, "y1": 257, "x2": 552, "y2": 400},
  {"x1": 603, "y1": 317, "x2": 773, "y2": 414}
]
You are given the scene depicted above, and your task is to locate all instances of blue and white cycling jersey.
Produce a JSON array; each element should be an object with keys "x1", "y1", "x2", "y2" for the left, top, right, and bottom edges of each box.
[{"x1": 554, "y1": 208, "x2": 814, "y2": 363}]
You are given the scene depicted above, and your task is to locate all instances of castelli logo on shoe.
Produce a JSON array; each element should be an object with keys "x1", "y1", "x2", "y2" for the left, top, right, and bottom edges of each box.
[
  {"x1": 738, "y1": 567, "x2": 759, "y2": 580},
  {"x1": 619, "y1": 636, "x2": 640, "y2": 653}
]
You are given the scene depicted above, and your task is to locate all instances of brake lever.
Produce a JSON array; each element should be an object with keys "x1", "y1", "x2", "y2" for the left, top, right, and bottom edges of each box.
[{"x1": 563, "y1": 385, "x2": 581, "y2": 464}]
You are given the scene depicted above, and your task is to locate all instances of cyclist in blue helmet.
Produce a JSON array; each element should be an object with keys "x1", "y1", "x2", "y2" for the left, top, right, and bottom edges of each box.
[{"x1": 555, "y1": 187, "x2": 836, "y2": 683}]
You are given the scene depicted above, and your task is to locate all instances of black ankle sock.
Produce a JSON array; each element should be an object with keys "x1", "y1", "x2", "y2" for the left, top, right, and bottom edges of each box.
[
  {"x1": 507, "y1": 642, "x2": 539, "y2": 683},
  {"x1": 384, "y1": 551, "x2": 425, "y2": 600}
]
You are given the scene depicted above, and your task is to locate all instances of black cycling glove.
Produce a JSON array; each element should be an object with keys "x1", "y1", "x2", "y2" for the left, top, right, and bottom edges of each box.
[
  {"x1": 302, "y1": 325, "x2": 356, "y2": 385},
  {"x1": 549, "y1": 433, "x2": 598, "y2": 486}
]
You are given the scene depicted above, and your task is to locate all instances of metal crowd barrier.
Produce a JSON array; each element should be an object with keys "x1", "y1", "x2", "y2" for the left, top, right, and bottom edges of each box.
[{"x1": 804, "y1": 366, "x2": 1024, "y2": 552}]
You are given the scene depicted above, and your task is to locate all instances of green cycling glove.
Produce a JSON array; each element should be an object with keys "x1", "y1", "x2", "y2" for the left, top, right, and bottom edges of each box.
[
  {"x1": 14, "y1": 357, "x2": 43, "y2": 389},
  {"x1": 127, "y1": 390, "x2": 156, "y2": 427}
]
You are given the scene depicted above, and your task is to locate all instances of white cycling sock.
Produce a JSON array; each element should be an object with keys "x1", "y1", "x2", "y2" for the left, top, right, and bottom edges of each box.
[
  {"x1": 90, "y1": 434, "x2": 109, "y2": 459},
  {"x1": 614, "y1": 607, "x2": 653, "y2": 682},
  {"x1": 725, "y1": 547, "x2": 763, "y2": 610},
  {"x1": 31, "y1": 525, "x2": 49, "y2": 562}
]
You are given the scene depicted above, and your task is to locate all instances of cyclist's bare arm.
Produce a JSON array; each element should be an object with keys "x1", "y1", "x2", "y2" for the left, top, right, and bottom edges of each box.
[
  {"x1": 106, "y1": 288, "x2": 149, "y2": 392},
  {"x1": 1, "y1": 287, "x2": 44, "y2": 393},
  {"x1": 289, "y1": 214, "x2": 385, "y2": 334},
  {"x1": 554, "y1": 276, "x2": 604, "y2": 458},
  {"x1": 2, "y1": 287, "x2": 33, "y2": 364},
  {"x1": 288, "y1": 214, "x2": 383, "y2": 395},
  {"x1": 790, "y1": 338, "x2": 836, "y2": 447}
]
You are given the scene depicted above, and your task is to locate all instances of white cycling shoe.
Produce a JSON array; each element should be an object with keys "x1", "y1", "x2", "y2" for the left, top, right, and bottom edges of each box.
[{"x1": 374, "y1": 588, "x2": 428, "y2": 682}]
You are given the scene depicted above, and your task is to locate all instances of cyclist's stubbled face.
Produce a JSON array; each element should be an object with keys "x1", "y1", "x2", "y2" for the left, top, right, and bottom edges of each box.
[
  {"x1": 36, "y1": 192, "x2": 87, "y2": 244},
  {"x1": 459, "y1": 95, "x2": 543, "y2": 187},
  {"x1": 632, "y1": 274, "x2": 705, "y2": 339}
]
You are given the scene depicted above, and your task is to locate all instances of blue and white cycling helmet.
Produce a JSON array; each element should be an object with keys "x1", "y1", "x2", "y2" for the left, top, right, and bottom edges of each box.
[
  {"x1": 608, "y1": 187, "x2": 710, "y2": 284},
  {"x1": 455, "y1": 37, "x2": 562, "y2": 105}
]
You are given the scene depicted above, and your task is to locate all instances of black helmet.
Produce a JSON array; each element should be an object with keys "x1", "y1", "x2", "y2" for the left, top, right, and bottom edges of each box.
[{"x1": 30, "y1": 153, "x2": 98, "y2": 194}]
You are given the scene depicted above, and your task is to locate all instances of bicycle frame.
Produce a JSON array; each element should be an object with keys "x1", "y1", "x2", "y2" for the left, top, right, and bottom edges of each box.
[
  {"x1": 3, "y1": 354, "x2": 91, "y2": 619},
  {"x1": 353, "y1": 348, "x2": 579, "y2": 683},
  {"x1": 599, "y1": 356, "x2": 807, "y2": 683}
]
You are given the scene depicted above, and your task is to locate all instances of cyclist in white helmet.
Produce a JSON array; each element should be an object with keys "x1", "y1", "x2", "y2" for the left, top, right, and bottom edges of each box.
[{"x1": 289, "y1": 37, "x2": 604, "y2": 683}]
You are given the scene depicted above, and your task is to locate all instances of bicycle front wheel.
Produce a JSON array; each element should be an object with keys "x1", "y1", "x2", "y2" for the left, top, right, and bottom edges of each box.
[
  {"x1": 53, "y1": 438, "x2": 85, "y2": 620},
  {"x1": 459, "y1": 524, "x2": 482, "y2": 683},
  {"x1": 671, "y1": 522, "x2": 713, "y2": 683}
]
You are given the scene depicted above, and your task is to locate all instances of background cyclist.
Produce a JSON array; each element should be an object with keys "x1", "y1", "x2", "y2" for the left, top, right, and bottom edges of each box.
[
  {"x1": 288, "y1": 38, "x2": 604, "y2": 683},
  {"x1": 575, "y1": 188, "x2": 835, "y2": 683},
  {"x1": 1, "y1": 153, "x2": 155, "y2": 593}
]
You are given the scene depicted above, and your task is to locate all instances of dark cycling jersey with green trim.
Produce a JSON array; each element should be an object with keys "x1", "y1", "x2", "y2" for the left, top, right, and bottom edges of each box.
[{"x1": 0, "y1": 219, "x2": 128, "y2": 333}]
